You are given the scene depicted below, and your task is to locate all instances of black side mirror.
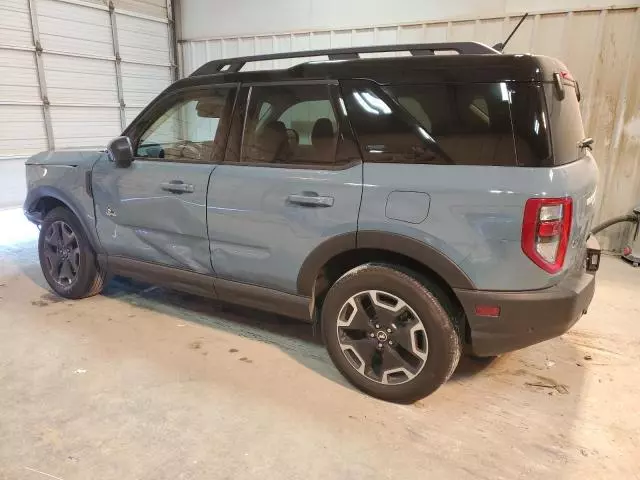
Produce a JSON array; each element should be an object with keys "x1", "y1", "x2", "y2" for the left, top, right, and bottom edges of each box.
[{"x1": 107, "y1": 136, "x2": 134, "y2": 168}]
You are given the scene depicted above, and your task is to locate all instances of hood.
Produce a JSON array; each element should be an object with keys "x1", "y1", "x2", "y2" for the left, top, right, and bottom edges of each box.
[{"x1": 25, "y1": 149, "x2": 106, "y2": 167}]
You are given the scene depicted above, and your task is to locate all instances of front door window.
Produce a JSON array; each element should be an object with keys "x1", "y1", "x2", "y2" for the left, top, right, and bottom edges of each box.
[{"x1": 136, "y1": 88, "x2": 235, "y2": 163}]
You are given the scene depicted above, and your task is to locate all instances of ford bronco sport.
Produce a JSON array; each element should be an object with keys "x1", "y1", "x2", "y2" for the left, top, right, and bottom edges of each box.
[{"x1": 24, "y1": 42, "x2": 600, "y2": 403}]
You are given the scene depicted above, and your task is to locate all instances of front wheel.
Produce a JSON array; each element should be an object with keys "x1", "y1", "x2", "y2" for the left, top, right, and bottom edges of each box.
[
  {"x1": 321, "y1": 264, "x2": 461, "y2": 403},
  {"x1": 38, "y1": 207, "x2": 107, "y2": 299}
]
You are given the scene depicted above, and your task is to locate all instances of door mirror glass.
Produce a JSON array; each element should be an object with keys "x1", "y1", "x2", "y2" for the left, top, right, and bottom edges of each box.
[{"x1": 107, "y1": 136, "x2": 134, "y2": 168}]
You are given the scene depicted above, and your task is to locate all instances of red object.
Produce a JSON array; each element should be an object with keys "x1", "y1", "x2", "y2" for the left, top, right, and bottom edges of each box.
[
  {"x1": 522, "y1": 197, "x2": 573, "y2": 273},
  {"x1": 538, "y1": 220, "x2": 562, "y2": 237},
  {"x1": 475, "y1": 305, "x2": 501, "y2": 318}
]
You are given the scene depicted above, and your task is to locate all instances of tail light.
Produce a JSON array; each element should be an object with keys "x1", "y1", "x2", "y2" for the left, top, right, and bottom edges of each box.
[{"x1": 522, "y1": 198, "x2": 573, "y2": 273}]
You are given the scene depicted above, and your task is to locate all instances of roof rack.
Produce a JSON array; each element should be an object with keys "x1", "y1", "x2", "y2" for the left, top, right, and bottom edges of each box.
[{"x1": 190, "y1": 41, "x2": 498, "y2": 76}]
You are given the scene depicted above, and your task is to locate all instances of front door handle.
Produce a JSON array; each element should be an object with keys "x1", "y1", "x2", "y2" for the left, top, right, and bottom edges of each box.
[
  {"x1": 287, "y1": 192, "x2": 334, "y2": 207},
  {"x1": 160, "y1": 180, "x2": 195, "y2": 194}
]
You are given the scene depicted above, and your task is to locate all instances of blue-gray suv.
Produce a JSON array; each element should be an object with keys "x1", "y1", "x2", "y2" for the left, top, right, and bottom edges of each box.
[{"x1": 24, "y1": 42, "x2": 600, "y2": 403}]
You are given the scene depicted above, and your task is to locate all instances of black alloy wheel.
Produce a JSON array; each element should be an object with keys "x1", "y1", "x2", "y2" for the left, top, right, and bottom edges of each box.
[
  {"x1": 38, "y1": 207, "x2": 108, "y2": 299},
  {"x1": 42, "y1": 220, "x2": 81, "y2": 287}
]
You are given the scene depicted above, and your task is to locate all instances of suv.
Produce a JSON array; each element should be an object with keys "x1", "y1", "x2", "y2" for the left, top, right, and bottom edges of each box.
[{"x1": 24, "y1": 42, "x2": 600, "y2": 403}]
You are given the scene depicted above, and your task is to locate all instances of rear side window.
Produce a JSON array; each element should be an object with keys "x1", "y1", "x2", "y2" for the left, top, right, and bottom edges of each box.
[
  {"x1": 510, "y1": 83, "x2": 552, "y2": 166},
  {"x1": 240, "y1": 84, "x2": 338, "y2": 166},
  {"x1": 544, "y1": 83, "x2": 585, "y2": 165},
  {"x1": 342, "y1": 81, "x2": 516, "y2": 166}
]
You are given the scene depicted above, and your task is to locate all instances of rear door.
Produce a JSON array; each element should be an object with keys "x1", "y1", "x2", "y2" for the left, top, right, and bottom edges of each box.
[
  {"x1": 92, "y1": 85, "x2": 236, "y2": 273},
  {"x1": 206, "y1": 82, "x2": 363, "y2": 294}
]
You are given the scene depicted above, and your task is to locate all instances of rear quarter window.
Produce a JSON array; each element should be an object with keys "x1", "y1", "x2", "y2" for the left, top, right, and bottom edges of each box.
[
  {"x1": 343, "y1": 81, "x2": 517, "y2": 166},
  {"x1": 509, "y1": 83, "x2": 552, "y2": 167},
  {"x1": 543, "y1": 83, "x2": 585, "y2": 166}
]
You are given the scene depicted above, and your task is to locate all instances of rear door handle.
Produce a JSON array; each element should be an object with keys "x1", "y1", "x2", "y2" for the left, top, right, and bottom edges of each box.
[
  {"x1": 287, "y1": 192, "x2": 334, "y2": 207},
  {"x1": 160, "y1": 180, "x2": 195, "y2": 194}
]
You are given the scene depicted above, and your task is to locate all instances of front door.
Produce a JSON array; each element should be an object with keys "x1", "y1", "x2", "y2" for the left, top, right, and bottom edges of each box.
[
  {"x1": 93, "y1": 85, "x2": 236, "y2": 273},
  {"x1": 207, "y1": 82, "x2": 363, "y2": 294}
]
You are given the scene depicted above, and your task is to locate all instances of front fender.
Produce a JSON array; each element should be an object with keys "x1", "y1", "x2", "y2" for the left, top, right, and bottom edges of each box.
[{"x1": 24, "y1": 184, "x2": 103, "y2": 254}]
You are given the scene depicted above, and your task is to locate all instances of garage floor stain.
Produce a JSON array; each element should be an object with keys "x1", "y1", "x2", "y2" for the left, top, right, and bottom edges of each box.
[{"x1": 0, "y1": 207, "x2": 639, "y2": 479}]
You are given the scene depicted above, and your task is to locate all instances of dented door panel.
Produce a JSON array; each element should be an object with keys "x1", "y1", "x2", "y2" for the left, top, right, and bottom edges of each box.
[{"x1": 92, "y1": 156, "x2": 215, "y2": 273}]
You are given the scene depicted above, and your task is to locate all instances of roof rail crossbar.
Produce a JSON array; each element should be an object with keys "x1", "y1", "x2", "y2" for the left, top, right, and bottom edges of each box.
[{"x1": 190, "y1": 41, "x2": 497, "y2": 76}]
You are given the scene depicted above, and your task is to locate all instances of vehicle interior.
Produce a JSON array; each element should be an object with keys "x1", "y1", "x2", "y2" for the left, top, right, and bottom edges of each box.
[{"x1": 241, "y1": 85, "x2": 339, "y2": 165}]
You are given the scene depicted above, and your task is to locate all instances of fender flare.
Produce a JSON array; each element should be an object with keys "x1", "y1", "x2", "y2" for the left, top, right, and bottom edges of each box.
[
  {"x1": 24, "y1": 185, "x2": 103, "y2": 254},
  {"x1": 296, "y1": 230, "x2": 475, "y2": 296}
]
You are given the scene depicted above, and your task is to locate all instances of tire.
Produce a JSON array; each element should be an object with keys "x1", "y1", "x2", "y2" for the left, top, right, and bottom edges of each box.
[
  {"x1": 321, "y1": 264, "x2": 461, "y2": 403},
  {"x1": 38, "y1": 207, "x2": 107, "y2": 299}
]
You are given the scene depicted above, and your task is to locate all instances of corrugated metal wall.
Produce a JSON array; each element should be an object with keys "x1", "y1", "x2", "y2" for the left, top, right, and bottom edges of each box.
[
  {"x1": 0, "y1": 0, "x2": 48, "y2": 155},
  {"x1": 179, "y1": 6, "x2": 640, "y2": 251},
  {"x1": 0, "y1": 0, "x2": 174, "y2": 156}
]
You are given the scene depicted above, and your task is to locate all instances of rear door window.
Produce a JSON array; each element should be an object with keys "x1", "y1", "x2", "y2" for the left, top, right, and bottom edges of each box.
[
  {"x1": 239, "y1": 84, "x2": 339, "y2": 166},
  {"x1": 342, "y1": 80, "x2": 517, "y2": 166}
]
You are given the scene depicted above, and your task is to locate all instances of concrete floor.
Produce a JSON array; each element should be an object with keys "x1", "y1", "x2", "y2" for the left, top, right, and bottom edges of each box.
[{"x1": 0, "y1": 207, "x2": 639, "y2": 480}]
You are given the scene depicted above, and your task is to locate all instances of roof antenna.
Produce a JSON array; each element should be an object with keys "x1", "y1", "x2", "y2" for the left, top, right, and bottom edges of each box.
[{"x1": 493, "y1": 12, "x2": 529, "y2": 52}]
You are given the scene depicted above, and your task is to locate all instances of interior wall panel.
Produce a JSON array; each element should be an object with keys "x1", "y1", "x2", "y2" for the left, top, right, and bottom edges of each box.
[
  {"x1": 43, "y1": 54, "x2": 118, "y2": 105},
  {"x1": 115, "y1": 0, "x2": 166, "y2": 19},
  {"x1": 0, "y1": 0, "x2": 46, "y2": 157},
  {"x1": 37, "y1": 0, "x2": 113, "y2": 57},
  {"x1": 0, "y1": 49, "x2": 41, "y2": 103},
  {"x1": 0, "y1": 0, "x2": 33, "y2": 47},
  {"x1": 121, "y1": 62, "x2": 171, "y2": 107},
  {"x1": 116, "y1": 13, "x2": 170, "y2": 65},
  {"x1": 49, "y1": 106, "x2": 121, "y2": 148},
  {"x1": 0, "y1": 106, "x2": 48, "y2": 156},
  {"x1": 1, "y1": 0, "x2": 173, "y2": 157}
]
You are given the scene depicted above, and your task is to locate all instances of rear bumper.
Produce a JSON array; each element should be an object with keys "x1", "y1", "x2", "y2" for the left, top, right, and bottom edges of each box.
[{"x1": 454, "y1": 269, "x2": 596, "y2": 357}]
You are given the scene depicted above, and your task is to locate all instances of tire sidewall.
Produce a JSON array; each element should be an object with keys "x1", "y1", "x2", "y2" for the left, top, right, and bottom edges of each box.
[
  {"x1": 321, "y1": 264, "x2": 460, "y2": 403},
  {"x1": 38, "y1": 208, "x2": 97, "y2": 299}
]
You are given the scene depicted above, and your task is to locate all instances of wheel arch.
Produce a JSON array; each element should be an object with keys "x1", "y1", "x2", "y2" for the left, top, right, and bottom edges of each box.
[
  {"x1": 297, "y1": 231, "x2": 475, "y2": 297},
  {"x1": 25, "y1": 186, "x2": 102, "y2": 253},
  {"x1": 297, "y1": 231, "x2": 475, "y2": 343}
]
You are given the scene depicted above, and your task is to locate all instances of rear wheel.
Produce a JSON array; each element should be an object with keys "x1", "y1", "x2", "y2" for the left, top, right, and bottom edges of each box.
[
  {"x1": 38, "y1": 207, "x2": 107, "y2": 299},
  {"x1": 322, "y1": 264, "x2": 461, "y2": 403}
]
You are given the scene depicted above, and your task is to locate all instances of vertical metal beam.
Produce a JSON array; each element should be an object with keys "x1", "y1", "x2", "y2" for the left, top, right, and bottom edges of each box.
[
  {"x1": 27, "y1": 0, "x2": 54, "y2": 150},
  {"x1": 166, "y1": 0, "x2": 180, "y2": 81},
  {"x1": 108, "y1": 1, "x2": 127, "y2": 131}
]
